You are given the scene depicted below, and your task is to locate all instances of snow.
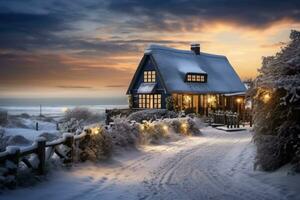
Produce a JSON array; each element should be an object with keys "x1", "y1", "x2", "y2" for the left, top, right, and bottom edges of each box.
[
  {"x1": 2, "y1": 127, "x2": 300, "y2": 200},
  {"x1": 145, "y1": 44, "x2": 246, "y2": 94},
  {"x1": 4, "y1": 119, "x2": 59, "y2": 142},
  {"x1": 137, "y1": 83, "x2": 156, "y2": 93}
]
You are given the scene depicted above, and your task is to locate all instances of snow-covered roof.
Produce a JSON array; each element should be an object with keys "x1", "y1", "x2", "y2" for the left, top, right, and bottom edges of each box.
[
  {"x1": 137, "y1": 83, "x2": 156, "y2": 93},
  {"x1": 145, "y1": 44, "x2": 246, "y2": 94}
]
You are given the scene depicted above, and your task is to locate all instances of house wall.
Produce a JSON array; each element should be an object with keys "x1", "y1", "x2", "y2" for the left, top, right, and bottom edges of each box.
[{"x1": 129, "y1": 55, "x2": 168, "y2": 109}]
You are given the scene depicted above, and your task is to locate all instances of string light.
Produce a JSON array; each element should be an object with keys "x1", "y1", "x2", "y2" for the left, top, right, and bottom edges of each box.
[
  {"x1": 263, "y1": 93, "x2": 271, "y2": 103},
  {"x1": 163, "y1": 125, "x2": 168, "y2": 131},
  {"x1": 140, "y1": 124, "x2": 145, "y2": 131}
]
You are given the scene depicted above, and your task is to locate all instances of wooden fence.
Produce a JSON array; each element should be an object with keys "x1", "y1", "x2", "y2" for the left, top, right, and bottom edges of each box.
[
  {"x1": 0, "y1": 129, "x2": 93, "y2": 185},
  {"x1": 208, "y1": 110, "x2": 252, "y2": 128}
]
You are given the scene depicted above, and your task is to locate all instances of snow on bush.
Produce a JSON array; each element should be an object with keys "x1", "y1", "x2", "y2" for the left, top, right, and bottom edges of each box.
[
  {"x1": 252, "y1": 30, "x2": 300, "y2": 171},
  {"x1": 127, "y1": 109, "x2": 177, "y2": 123},
  {"x1": 107, "y1": 118, "x2": 140, "y2": 151},
  {"x1": 63, "y1": 107, "x2": 104, "y2": 123},
  {"x1": 79, "y1": 126, "x2": 113, "y2": 161}
]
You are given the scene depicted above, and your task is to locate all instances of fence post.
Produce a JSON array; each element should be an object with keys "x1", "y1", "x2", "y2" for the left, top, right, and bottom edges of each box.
[
  {"x1": 36, "y1": 137, "x2": 46, "y2": 175},
  {"x1": 64, "y1": 133, "x2": 74, "y2": 164},
  {"x1": 233, "y1": 113, "x2": 237, "y2": 128},
  {"x1": 36, "y1": 122, "x2": 39, "y2": 131},
  {"x1": 237, "y1": 113, "x2": 240, "y2": 128},
  {"x1": 5, "y1": 146, "x2": 20, "y2": 189},
  {"x1": 6, "y1": 146, "x2": 20, "y2": 175}
]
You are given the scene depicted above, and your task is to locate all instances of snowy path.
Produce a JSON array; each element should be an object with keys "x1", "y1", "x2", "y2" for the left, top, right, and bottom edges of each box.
[{"x1": 2, "y1": 127, "x2": 300, "y2": 200}]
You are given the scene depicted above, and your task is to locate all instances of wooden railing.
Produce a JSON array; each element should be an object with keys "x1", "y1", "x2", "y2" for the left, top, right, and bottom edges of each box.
[
  {"x1": 208, "y1": 110, "x2": 252, "y2": 128},
  {"x1": 0, "y1": 129, "x2": 92, "y2": 185}
]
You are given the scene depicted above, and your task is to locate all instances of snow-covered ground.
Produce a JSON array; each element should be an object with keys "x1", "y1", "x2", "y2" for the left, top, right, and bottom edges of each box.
[
  {"x1": 4, "y1": 118, "x2": 59, "y2": 141},
  {"x1": 2, "y1": 127, "x2": 300, "y2": 200}
]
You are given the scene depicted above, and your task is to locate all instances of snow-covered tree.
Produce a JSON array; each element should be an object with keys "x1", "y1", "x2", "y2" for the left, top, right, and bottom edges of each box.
[{"x1": 252, "y1": 30, "x2": 300, "y2": 171}]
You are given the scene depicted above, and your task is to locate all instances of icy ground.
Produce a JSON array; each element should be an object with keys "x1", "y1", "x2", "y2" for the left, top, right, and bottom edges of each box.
[{"x1": 2, "y1": 127, "x2": 300, "y2": 200}]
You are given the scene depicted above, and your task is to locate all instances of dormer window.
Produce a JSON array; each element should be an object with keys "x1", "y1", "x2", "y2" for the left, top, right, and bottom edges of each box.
[
  {"x1": 144, "y1": 71, "x2": 156, "y2": 82},
  {"x1": 186, "y1": 73, "x2": 207, "y2": 83}
]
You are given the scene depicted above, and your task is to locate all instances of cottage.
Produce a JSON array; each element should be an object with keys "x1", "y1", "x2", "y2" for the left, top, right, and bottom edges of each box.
[{"x1": 127, "y1": 44, "x2": 246, "y2": 115}]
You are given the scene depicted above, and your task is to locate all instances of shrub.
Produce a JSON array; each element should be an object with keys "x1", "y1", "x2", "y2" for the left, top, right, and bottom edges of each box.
[
  {"x1": 107, "y1": 118, "x2": 139, "y2": 150},
  {"x1": 63, "y1": 107, "x2": 104, "y2": 123},
  {"x1": 165, "y1": 96, "x2": 175, "y2": 111},
  {"x1": 127, "y1": 109, "x2": 177, "y2": 123},
  {"x1": 252, "y1": 30, "x2": 300, "y2": 171},
  {"x1": 139, "y1": 121, "x2": 170, "y2": 144},
  {"x1": 169, "y1": 117, "x2": 201, "y2": 136},
  {"x1": 79, "y1": 127, "x2": 113, "y2": 161}
]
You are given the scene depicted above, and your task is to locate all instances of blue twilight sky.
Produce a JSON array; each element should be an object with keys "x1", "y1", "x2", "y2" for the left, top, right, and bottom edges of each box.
[{"x1": 0, "y1": 0, "x2": 300, "y2": 98}]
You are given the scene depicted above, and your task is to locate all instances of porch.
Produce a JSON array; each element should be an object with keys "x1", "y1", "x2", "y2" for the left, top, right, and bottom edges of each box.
[{"x1": 171, "y1": 93, "x2": 245, "y2": 116}]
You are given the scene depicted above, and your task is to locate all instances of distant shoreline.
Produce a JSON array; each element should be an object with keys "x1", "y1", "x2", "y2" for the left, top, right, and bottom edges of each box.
[{"x1": 0, "y1": 104, "x2": 128, "y2": 117}]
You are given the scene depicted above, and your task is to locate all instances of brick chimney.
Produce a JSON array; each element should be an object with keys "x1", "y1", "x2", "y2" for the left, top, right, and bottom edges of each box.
[{"x1": 191, "y1": 43, "x2": 200, "y2": 55}]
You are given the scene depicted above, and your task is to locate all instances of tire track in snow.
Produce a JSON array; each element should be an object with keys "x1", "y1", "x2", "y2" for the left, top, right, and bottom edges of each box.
[{"x1": 142, "y1": 130, "x2": 288, "y2": 200}]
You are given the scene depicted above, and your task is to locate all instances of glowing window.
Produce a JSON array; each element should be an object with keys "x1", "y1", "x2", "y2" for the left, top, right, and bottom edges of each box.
[
  {"x1": 186, "y1": 73, "x2": 206, "y2": 83},
  {"x1": 144, "y1": 71, "x2": 156, "y2": 82},
  {"x1": 138, "y1": 94, "x2": 161, "y2": 109}
]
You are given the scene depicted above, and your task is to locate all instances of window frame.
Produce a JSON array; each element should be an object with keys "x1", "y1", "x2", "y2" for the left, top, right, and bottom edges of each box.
[
  {"x1": 185, "y1": 73, "x2": 207, "y2": 83},
  {"x1": 138, "y1": 94, "x2": 161, "y2": 109},
  {"x1": 143, "y1": 70, "x2": 156, "y2": 83}
]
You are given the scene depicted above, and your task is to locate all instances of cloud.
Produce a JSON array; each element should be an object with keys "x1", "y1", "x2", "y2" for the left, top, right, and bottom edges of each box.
[
  {"x1": 107, "y1": 0, "x2": 300, "y2": 30},
  {"x1": 56, "y1": 85, "x2": 94, "y2": 89},
  {"x1": 105, "y1": 85, "x2": 127, "y2": 88},
  {"x1": 260, "y1": 42, "x2": 287, "y2": 48}
]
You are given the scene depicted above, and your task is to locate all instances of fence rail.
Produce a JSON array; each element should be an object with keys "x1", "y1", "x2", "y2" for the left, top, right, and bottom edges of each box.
[{"x1": 0, "y1": 129, "x2": 92, "y2": 187}]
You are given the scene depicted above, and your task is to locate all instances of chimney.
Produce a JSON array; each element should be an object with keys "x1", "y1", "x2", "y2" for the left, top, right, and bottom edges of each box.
[{"x1": 191, "y1": 43, "x2": 200, "y2": 55}]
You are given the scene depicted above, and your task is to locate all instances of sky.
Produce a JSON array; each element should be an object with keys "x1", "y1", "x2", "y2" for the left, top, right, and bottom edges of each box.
[{"x1": 0, "y1": 0, "x2": 300, "y2": 98}]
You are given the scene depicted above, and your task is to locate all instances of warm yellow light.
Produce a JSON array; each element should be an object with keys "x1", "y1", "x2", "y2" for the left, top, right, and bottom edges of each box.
[
  {"x1": 207, "y1": 97, "x2": 212, "y2": 103},
  {"x1": 236, "y1": 98, "x2": 242, "y2": 103},
  {"x1": 91, "y1": 127, "x2": 101, "y2": 135},
  {"x1": 163, "y1": 125, "x2": 168, "y2": 131},
  {"x1": 181, "y1": 123, "x2": 187, "y2": 128},
  {"x1": 263, "y1": 93, "x2": 271, "y2": 103},
  {"x1": 184, "y1": 95, "x2": 191, "y2": 103},
  {"x1": 140, "y1": 124, "x2": 145, "y2": 131}
]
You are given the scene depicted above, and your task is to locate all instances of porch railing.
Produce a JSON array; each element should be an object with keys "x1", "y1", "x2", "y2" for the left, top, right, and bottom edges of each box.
[{"x1": 208, "y1": 110, "x2": 252, "y2": 128}]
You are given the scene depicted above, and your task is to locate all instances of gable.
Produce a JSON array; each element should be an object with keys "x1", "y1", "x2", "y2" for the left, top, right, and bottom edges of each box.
[{"x1": 126, "y1": 55, "x2": 166, "y2": 94}]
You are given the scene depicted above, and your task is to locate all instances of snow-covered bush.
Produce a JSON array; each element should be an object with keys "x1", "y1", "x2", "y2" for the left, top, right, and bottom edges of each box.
[
  {"x1": 59, "y1": 118, "x2": 85, "y2": 133},
  {"x1": 169, "y1": 117, "x2": 201, "y2": 136},
  {"x1": 252, "y1": 30, "x2": 300, "y2": 171},
  {"x1": 127, "y1": 109, "x2": 177, "y2": 123},
  {"x1": 79, "y1": 127, "x2": 113, "y2": 161},
  {"x1": 138, "y1": 120, "x2": 170, "y2": 144},
  {"x1": 63, "y1": 107, "x2": 104, "y2": 123},
  {"x1": 107, "y1": 118, "x2": 139, "y2": 151},
  {"x1": 64, "y1": 107, "x2": 94, "y2": 121}
]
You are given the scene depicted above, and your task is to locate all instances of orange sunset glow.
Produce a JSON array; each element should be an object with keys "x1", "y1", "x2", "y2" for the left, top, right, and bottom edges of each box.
[{"x1": 0, "y1": 1, "x2": 299, "y2": 98}]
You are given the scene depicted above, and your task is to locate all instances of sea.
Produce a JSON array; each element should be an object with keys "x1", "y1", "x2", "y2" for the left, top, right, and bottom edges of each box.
[{"x1": 0, "y1": 97, "x2": 128, "y2": 117}]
